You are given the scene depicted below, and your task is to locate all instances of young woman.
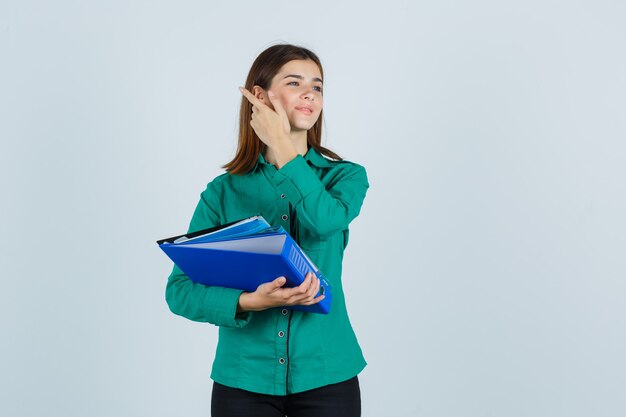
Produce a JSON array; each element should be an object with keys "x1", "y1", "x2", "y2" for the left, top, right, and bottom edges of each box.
[{"x1": 165, "y1": 43, "x2": 370, "y2": 417}]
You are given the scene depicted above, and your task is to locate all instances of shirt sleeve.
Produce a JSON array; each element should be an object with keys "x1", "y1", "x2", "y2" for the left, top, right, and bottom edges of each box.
[
  {"x1": 164, "y1": 181, "x2": 253, "y2": 328},
  {"x1": 269, "y1": 155, "x2": 370, "y2": 239}
]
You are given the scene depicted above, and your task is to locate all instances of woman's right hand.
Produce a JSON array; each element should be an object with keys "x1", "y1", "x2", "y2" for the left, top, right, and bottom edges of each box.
[{"x1": 237, "y1": 272, "x2": 325, "y2": 312}]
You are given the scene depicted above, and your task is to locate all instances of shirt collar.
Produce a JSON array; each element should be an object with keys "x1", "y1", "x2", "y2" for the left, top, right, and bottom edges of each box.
[{"x1": 252, "y1": 146, "x2": 333, "y2": 173}]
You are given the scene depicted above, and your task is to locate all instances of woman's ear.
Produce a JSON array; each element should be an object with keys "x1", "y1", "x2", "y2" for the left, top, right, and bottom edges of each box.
[{"x1": 252, "y1": 85, "x2": 267, "y2": 104}]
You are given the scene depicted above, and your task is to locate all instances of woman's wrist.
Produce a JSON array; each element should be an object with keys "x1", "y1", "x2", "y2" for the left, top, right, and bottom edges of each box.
[
  {"x1": 237, "y1": 292, "x2": 261, "y2": 313},
  {"x1": 272, "y1": 140, "x2": 298, "y2": 169}
]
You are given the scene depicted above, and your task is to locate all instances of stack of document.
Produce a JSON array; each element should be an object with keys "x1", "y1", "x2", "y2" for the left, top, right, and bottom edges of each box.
[{"x1": 157, "y1": 215, "x2": 332, "y2": 314}]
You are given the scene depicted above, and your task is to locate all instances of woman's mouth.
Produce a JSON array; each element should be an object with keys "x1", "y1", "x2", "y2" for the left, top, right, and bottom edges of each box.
[{"x1": 295, "y1": 107, "x2": 313, "y2": 115}]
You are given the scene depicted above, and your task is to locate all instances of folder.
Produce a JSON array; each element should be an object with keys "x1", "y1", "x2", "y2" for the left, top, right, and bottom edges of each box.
[{"x1": 157, "y1": 215, "x2": 332, "y2": 314}]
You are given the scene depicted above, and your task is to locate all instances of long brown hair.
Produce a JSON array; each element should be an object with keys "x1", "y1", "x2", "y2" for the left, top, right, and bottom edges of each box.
[{"x1": 222, "y1": 43, "x2": 343, "y2": 175}]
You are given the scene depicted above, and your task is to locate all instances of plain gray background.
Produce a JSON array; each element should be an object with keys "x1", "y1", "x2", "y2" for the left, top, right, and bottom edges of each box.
[{"x1": 2, "y1": 1, "x2": 625, "y2": 416}]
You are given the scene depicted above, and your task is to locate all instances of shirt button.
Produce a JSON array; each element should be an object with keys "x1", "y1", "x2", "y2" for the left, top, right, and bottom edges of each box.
[
  {"x1": 278, "y1": 331, "x2": 285, "y2": 337},
  {"x1": 282, "y1": 214, "x2": 288, "y2": 221},
  {"x1": 281, "y1": 309, "x2": 288, "y2": 315},
  {"x1": 280, "y1": 193, "x2": 286, "y2": 199},
  {"x1": 279, "y1": 358, "x2": 286, "y2": 364}
]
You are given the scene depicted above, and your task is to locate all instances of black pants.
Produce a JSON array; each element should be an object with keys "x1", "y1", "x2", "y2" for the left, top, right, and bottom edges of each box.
[{"x1": 211, "y1": 376, "x2": 361, "y2": 417}]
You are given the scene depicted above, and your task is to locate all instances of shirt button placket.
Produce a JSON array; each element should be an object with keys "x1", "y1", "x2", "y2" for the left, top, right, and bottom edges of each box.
[
  {"x1": 276, "y1": 308, "x2": 290, "y2": 391},
  {"x1": 281, "y1": 190, "x2": 290, "y2": 239},
  {"x1": 280, "y1": 192, "x2": 288, "y2": 226},
  {"x1": 276, "y1": 192, "x2": 291, "y2": 392}
]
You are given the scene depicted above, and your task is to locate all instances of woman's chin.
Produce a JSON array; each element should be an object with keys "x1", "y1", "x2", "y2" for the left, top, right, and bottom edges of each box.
[{"x1": 290, "y1": 119, "x2": 317, "y2": 131}]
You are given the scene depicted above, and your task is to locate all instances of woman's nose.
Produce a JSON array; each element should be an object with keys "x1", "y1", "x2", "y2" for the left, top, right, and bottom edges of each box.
[{"x1": 302, "y1": 89, "x2": 315, "y2": 101}]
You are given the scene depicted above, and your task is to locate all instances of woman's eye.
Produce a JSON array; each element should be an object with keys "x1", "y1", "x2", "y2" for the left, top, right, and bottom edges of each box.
[{"x1": 287, "y1": 81, "x2": 323, "y2": 93}]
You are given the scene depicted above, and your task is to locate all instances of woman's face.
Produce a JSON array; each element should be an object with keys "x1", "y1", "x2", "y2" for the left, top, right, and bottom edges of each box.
[{"x1": 255, "y1": 59, "x2": 323, "y2": 132}]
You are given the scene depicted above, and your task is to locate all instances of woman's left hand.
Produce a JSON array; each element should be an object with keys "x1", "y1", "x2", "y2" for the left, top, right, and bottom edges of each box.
[{"x1": 239, "y1": 86, "x2": 291, "y2": 149}]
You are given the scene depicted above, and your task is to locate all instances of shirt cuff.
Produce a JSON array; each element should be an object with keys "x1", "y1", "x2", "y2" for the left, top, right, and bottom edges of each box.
[
  {"x1": 204, "y1": 286, "x2": 252, "y2": 328},
  {"x1": 269, "y1": 155, "x2": 324, "y2": 207}
]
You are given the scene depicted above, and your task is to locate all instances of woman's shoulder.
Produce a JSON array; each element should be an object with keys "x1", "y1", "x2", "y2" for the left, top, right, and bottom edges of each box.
[
  {"x1": 198, "y1": 172, "x2": 230, "y2": 197},
  {"x1": 199, "y1": 169, "x2": 258, "y2": 194},
  {"x1": 334, "y1": 158, "x2": 366, "y2": 171},
  {"x1": 209, "y1": 171, "x2": 231, "y2": 184},
  {"x1": 325, "y1": 156, "x2": 368, "y2": 182}
]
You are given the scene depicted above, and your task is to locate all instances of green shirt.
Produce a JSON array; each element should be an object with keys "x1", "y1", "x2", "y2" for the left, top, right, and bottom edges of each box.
[{"x1": 165, "y1": 145, "x2": 370, "y2": 395}]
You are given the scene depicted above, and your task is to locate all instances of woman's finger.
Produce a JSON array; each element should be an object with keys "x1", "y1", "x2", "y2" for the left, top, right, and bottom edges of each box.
[
  {"x1": 307, "y1": 276, "x2": 319, "y2": 298},
  {"x1": 298, "y1": 273, "x2": 313, "y2": 295},
  {"x1": 312, "y1": 294, "x2": 325, "y2": 304},
  {"x1": 285, "y1": 273, "x2": 312, "y2": 299},
  {"x1": 239, "y1": 86, "x2": 267, "y2": 109},
  {"x1": 267, "y1": 90, "x2": 287, "y2": 117},
  {"x1": 268, "y1": 90, "x2": 292, "y2": 135},
  {"x1": 273, "y1": 276, "x2": 286, "y2": 288},
  {"x1": 302, "y1": 291, "x2": 325, "y2": 306},
  {"x1": 300, "y1": 275, "x2": 318, "y2": 302}
]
